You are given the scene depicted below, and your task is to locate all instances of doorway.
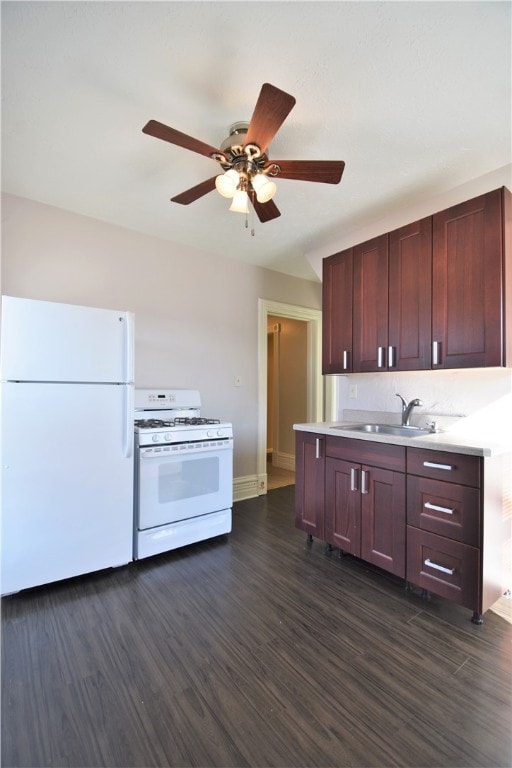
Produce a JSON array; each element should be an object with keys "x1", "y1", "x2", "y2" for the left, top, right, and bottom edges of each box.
[
  {"x1": 257, "y1": 299, "x2": 336, "y2": 495},
  {"x1": 267, "y1": 315, "x2": 306, "y2": 489}
]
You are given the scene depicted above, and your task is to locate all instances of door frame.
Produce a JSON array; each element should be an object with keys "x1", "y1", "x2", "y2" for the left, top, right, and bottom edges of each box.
[{"x1": 257, "y1": 299, "x2": 336, "y2": 494}]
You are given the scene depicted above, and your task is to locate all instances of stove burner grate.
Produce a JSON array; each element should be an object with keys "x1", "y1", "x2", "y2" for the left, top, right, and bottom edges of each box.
[
  {"x1": 173, "y1": 417, "x2": 221, "y2": 426},
  {"x1": 135, "y1": 417, "x2": 221, "y2": 429}
]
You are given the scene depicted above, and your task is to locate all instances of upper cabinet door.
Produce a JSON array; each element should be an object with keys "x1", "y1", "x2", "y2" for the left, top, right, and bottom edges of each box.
[
  {"x1": 389, "y1": 217, "x2": 432, "y2": 370},
  {"x1": 432, "y1": 189, "x2": 505, "y2": 369},
  {"x1": 322, "y1": 248, "x2": 353, "y2": 373},
  {"x1": 353, "y1": 234, "x2": 389, "y2": 372}
]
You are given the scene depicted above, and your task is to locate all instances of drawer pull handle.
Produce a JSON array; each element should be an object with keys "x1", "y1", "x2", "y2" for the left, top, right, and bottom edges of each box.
[
  {"x1": 350, "y1": 467, "x2": 358, "y2": 492},
  {"x1": 423, "y1": 461, "x2": 453, "y2": 471},
  {"x1": 315, "y1": 438, "x2": 322, "y2": 460},
  {"x1": 424, "y1": 558, "x2": 455, "y2": 576},
  {"x1": 424, "y1": 502, "x2": 454, "y2": 515},
  {"x1": 361, "y1": 469, "x2": 369, "y2": 495}
]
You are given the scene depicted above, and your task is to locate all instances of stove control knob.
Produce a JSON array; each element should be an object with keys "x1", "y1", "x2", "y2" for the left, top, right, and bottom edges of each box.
[
  {"x1": 152, "y1": 434, "x2": 161, "y2": 443},
  {"x1": 217, "y1": 429, "x2": 224, "y2": 437},
  {"x1": 207, "y1": 430, "x2": 214, "y2": 438},
  {"x1": 164, "y1": 433, "x2": 172, "y2": 441}
]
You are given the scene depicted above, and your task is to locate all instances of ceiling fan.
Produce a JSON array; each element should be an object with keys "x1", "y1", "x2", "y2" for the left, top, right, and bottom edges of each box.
[{"x1": 142, "y1": 83, "x2": 345, "y2": 224}]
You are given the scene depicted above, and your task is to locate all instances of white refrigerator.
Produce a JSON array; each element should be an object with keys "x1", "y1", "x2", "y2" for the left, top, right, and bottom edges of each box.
[{"x1": 0, "y1": 295, "x2": 135, "y2": 595}]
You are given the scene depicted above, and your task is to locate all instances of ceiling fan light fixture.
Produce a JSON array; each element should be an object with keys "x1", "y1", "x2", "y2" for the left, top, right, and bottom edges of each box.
[
  {"x1": 215, "y1": 169, "x2": 239, "y2": 198},
  {"x1": 251, "y1": 172, "x2": 277, "y2": 203},
  {"x1": 229, "y1": 189, "x2": 249, "y2": 213}
]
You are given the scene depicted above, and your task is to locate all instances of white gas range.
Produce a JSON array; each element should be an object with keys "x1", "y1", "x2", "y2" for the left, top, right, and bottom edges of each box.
[{"x1": 133, "y1": 388, "x2": 233, "y2": 560}]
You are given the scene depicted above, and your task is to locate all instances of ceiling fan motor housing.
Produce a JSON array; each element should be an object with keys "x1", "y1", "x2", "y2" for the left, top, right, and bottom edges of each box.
[{"x1": 219, "y1": 122, "x2": 269, "y2": 173}]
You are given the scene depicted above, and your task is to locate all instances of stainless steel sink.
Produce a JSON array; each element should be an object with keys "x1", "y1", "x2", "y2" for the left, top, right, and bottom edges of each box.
[{"x1": 334, "y1": 423, "x2": 431, "y2": 437}]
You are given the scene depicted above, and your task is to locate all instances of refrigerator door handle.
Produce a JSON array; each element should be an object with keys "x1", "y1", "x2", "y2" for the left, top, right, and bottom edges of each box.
[
  {"x1": 123, "y1": 385, "x2": 134, "y2": 458},
  {"x1": 124, "y1": 311, "x2": 135, "y2": 383}
]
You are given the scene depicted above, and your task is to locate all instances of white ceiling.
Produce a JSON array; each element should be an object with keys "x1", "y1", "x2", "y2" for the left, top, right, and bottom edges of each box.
[{"x1": 2, "y1": 1, "x2": 511, "y2": 281}]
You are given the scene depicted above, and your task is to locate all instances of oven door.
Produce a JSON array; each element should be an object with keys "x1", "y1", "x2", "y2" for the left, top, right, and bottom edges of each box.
[{"x1": 136, "y1": 440, "x2": 233, "y2": 530}]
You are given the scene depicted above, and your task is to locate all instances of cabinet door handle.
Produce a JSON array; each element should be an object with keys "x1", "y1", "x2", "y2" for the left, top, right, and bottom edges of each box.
[
  {"x1": 315, "y1": 438, "x2": 323, "y2": 460},
  {"x1": 361, "y1": 469, "x2": 369, "y2": 495},
  {"x1": 423, "y1": 461, "x2": 453, "y2": 471},
  {"x1": 432, "y1": 340, "x2": 441, "y2": 365},
  {"x1": 388, "y1": 346, "x2": 396, "y2": 368},
  {"x1": 350, "y1": 467, "x2": 358, "y2": 492},
  {"x1": 424, "y1": 558, "x2": 455, "y2": 576},
  {"x1": 342, "y1": 349, "x2": 349, "y2": 370},
  {"x1": 377, "y1": 346, "x2": 385, "y2": 368},
  {"x1": 424, "y1": 502, "x2": 454, "y2": 515}
]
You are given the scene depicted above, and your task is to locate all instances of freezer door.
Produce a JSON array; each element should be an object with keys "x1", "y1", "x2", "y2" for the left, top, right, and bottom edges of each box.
[
  {"x1": 1, "y1": 382, "x2": 134, "y2": 595},
  {"x1": 0, "y1": 295, "x2": 134, "y2": 383}
]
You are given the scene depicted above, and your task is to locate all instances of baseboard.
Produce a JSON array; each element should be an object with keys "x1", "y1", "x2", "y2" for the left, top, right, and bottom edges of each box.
[
  {"x1": 271, "y1": 451, "x2": 295, "y2": 472},
  {"x1": 233, "y1": 474, "x2": 266, "y2": 502}
]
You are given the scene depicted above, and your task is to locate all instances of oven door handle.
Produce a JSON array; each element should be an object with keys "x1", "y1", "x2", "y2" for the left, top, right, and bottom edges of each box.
[{"x1": 140, "y1": 441, "x2": 233, "y2": 457}]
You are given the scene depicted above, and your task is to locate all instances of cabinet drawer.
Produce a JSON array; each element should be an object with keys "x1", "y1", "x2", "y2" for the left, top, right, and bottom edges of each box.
[
  {"x1": 407, "y1": 448, "x2": 481, "y2": 487},
  {"x1": 407, "y1": 527, "x2": 479, "y2": 611},
  {"x1": 407, "y1": 476, "x2": 480, "y2": 546},
  {"x1": 326, "y1": 437, "x2": 405, "y2": 472}
]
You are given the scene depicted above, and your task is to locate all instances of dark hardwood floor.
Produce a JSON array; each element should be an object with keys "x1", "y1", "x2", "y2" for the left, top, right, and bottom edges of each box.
[{"x1": 2, "y1": 486, "x2": 511, "y2": 768}]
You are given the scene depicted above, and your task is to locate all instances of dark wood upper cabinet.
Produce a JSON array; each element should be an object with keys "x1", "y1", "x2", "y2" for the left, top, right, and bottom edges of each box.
[
  {"x1": 388, "y1": 217, "x2": 432, "y2": 370},
  {"x1": 432, "y1": 187, "x2": 511, "y2": 368},
  {"x1": 322, "y1": 186, "x2": 511, "y2": 373},
  {"x1": 351, "y1": 220, "x2": 432, "y2": 373},
  {"x1": 322, "y1": 248, "x2": 353, "y2": 373},
  {"x1": 353, "y1": 234, "x2": 388, "y2": 372}
]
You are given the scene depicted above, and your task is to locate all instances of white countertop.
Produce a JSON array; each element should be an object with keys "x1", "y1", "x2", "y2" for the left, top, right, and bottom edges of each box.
[{"x1": 293, "y1": 422, "x2": 511, "y2": 458}]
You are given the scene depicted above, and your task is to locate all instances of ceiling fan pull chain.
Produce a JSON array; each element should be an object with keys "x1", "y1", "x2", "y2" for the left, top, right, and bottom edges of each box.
[{"x1": 249, "y1": 202, "x2": 255, "y2": 236}]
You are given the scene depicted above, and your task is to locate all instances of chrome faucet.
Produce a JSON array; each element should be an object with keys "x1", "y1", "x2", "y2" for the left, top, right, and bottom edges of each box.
[{"x1": 396, "y1": 393, "x2": 423, "y2": 426}]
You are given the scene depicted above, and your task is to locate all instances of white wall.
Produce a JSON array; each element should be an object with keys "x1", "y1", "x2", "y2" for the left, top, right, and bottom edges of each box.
[{"x1": 1, "y1": 193, "x2": 322, "y2": 485}]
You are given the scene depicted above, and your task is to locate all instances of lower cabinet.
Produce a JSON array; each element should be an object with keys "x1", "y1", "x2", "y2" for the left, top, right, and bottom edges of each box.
[
  {"x1": 405, "y1": 447, "x2": 484, "y2": 621},
  {"x1": 295, "y1": 431, "x2": 325, "y2": 539},
  {"x1": 295, "y1": 431, "x2": 508, "y2": 623},
  {"x1": 296, "y1": 433, "x2": 406, "y2": 577},
  {"x1": 325, "y1": 443, "x2": 406, "y2": 578}
]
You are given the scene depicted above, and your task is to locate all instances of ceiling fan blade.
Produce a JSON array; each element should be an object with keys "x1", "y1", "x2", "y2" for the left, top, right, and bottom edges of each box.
[
  {"x1": 244, "y1": 83, "x2": 296, "y2": 154},
  {"x1": 142, "y1": 120, "x2": 224, "y2": 160},
  {"x1": 171, "y1": 176, "x2": 218, "y2": 205},
  {"x1": 249, "y1": 191, "x2": 281, "y2": 223},
  {"x1": 267, "y1": 160, "x2": 345, "y2": 184}
]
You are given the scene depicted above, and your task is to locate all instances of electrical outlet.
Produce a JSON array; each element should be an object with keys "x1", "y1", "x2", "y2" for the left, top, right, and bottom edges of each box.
[{"x1": 349, "y1": 384, "x2": 358, "y2": 399}]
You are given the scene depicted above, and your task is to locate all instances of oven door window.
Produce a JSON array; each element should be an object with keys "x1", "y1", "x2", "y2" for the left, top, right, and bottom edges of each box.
[{"x1": 137, "y1": 447, "x2": 232, "y2": 529}]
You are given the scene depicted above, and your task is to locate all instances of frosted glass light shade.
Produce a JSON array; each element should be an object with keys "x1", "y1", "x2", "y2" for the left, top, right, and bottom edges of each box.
[
  {"x1": 215, "y1": 169, "x2": 239, "y2": 198},
  {"x1": 252, "y1": 173, "x2": 277, "y2": 203},
  {"x1": 229, "y1": 189, "x2": 249, "y2": 213}
]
